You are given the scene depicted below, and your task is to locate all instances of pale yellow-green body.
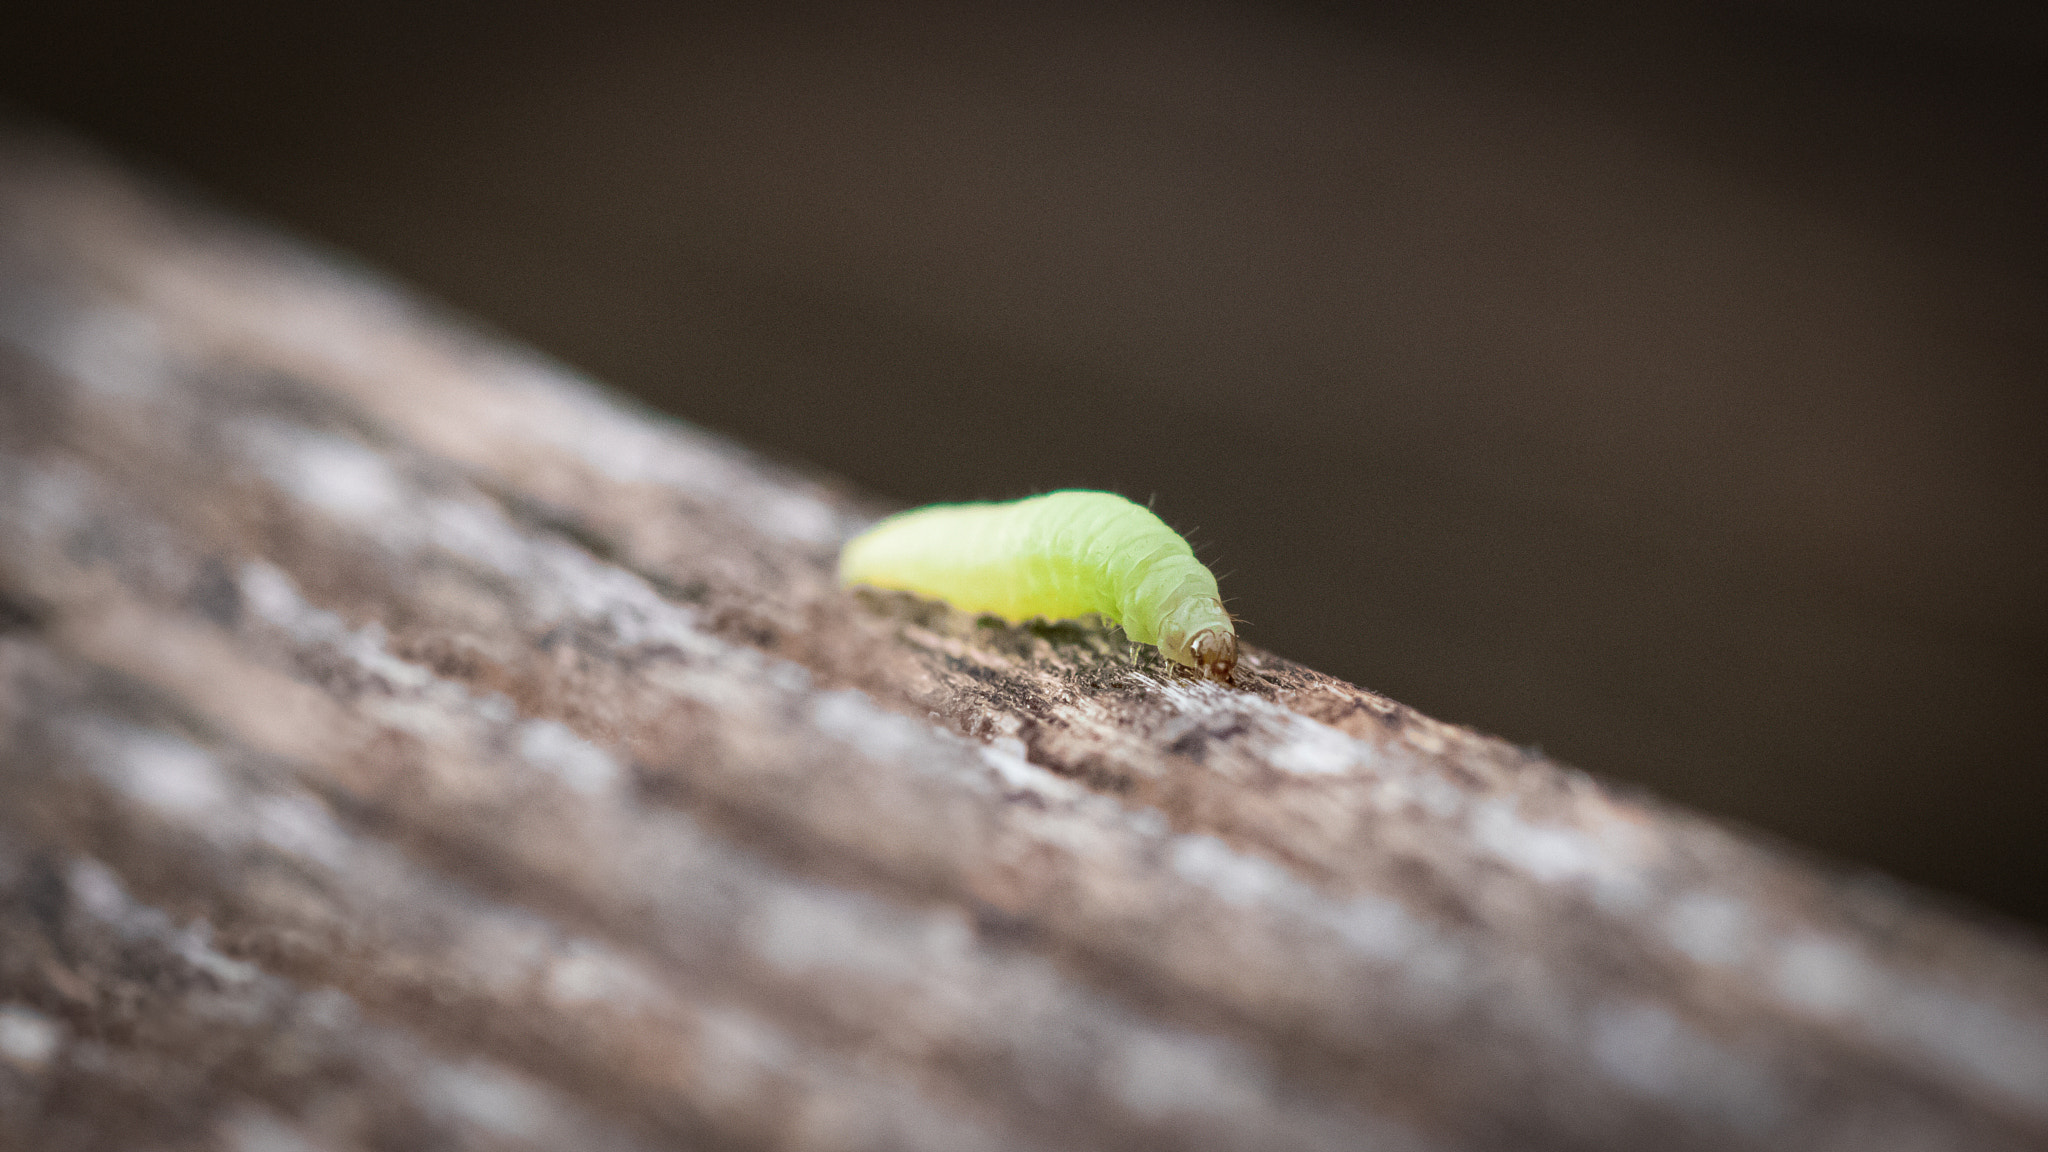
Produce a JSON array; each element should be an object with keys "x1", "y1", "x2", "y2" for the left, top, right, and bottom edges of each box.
[{"x1": 840, "y1": 491, "x2": 1237, "y2": 679}]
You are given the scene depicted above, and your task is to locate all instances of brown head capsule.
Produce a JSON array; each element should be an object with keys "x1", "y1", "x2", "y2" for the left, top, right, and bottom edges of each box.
[{"x1": 1189, "y1": 626, "x2": 1237, "y2": 682}]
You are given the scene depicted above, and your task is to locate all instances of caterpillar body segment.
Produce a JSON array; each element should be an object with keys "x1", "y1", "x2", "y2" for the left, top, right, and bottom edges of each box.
[{"x1": 839, "y1": 490, "x2": 1238, "y2": 681}]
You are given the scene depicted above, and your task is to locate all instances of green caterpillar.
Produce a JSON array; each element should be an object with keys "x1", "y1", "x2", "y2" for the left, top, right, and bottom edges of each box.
[{"x1": 839, "y1": 490, "x2": 1238, "y2": 681}]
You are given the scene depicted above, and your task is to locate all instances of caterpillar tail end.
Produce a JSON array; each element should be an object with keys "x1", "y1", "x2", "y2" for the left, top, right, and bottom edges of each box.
[{"x1": 1189, "y1": 627, "x2": 1238, "y2": 682}]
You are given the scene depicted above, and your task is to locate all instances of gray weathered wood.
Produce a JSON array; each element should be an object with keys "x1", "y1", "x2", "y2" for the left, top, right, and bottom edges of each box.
[{"x1": 2, "y1": 125, "x2": 2045, "y2": 1151}]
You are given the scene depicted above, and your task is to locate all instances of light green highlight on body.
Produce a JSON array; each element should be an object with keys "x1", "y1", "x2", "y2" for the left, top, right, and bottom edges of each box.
[{"x1": 839, "y1": 491, "x2": 1238, "y2": 680}]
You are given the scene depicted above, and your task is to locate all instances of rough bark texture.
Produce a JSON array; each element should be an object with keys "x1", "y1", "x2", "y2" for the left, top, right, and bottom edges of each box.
[{"x1": 1, "y1": 126, "x2": 2044, "y2": 1152}]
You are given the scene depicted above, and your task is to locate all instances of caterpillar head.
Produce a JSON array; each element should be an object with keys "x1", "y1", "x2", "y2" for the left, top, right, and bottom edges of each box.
[
  {"x1": 1188, "y1": 626, "x2": 1238, "y2": 682},
  {"x1": 1156, "y1": 595, "x2": 1238, "y2": 682}
]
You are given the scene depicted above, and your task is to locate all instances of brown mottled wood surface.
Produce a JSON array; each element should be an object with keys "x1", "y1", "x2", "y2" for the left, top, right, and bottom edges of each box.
[{"x1": 1, "y1": 125, "x2": 2045, "y2": 1152}]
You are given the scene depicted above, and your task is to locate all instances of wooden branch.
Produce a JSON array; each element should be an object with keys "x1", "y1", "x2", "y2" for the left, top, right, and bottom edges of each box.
[{"x1": 1, "y1": 124, "x2": 2044, "y2": 1151}]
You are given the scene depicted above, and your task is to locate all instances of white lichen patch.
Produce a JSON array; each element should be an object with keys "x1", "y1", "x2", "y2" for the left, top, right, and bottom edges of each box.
[
  {"x1": 0, "y1": 1004, "x2": 62, "y2": 1070},
  {"x1": 251, "y1": 792, "x2": 355, "y2": 872},
  {"x1": 61, "y1": 856, "x2": 260, "y2": 989},
  {"x1": 6, "y1": 300, "x2": 170, "y2": 401},
  {"x1": 691, "y1": 1004, "x2": 800, "y2": 1114},
  {"x1": 1104, "y1": 1028, "x2": 1273, "y2": 1123},
  {"x1": 69, "y1": 721, "x2": 233, "y2": 821},
  {"x1": 545, "y1": 941, "x2": 666, "y2": 1011},
  {"x1": 1663, "y1": 891, "x2": 1758, "y2": 968},
  {"x1": 1468, "y1": 796, "x2": 1653, "y2": 912},
  {"x1": 1771, "y1": 931, "x2": 2048, "y2": 1117},
  {"x1": 1153, "y1": 681, "x2": 1374, "y2": 779},
  {"x1": 1262, "y1": 712, "x2": 1368, "y2": 777},
  {"x1": 422, "y1": 1060, "x2": 552, "y2": 1140},
  {"x1": 1772, "y1": 932, "x2": 1875, "y2": 1016},
  {"x1": 518, "y1": 719, "x2": 622, "y2": 796},
  {"x1": 1101, "y1": 1026, "x2": 1432, "y2": 1152},
  {"x1": 1158, "y1": 676, "x2": 1663, "y2": 913},
  {"x1": 237, "y1": 421, "x2": 405, "y2": 527},
  {"x1": 978, "y1": 737, "x2": 1083, "y2": 802},
  {"x1": 216, "y1": 1108, "x2": 336, "y2": 1152},
  {"x1": 747, "y1": 886, "x2": 973, "y2": 989},
  {"x1": 240, "y1": 561, "x2": 437, "y2": 695},
  {"x1": 811, "y1": 689, "x2": 933, "y2": 769},
  {"x1": 1588, "y1": 1000, "x2": 1784, "y2": 1133},
  {"x1": 1171, "y1": 834, "x2": 1461, "y2": 986}
]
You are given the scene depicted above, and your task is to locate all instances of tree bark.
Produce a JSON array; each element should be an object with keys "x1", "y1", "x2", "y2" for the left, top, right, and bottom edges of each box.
[{"x1": 1, "y1": 125, "x2": 2044, "y2": 1152}]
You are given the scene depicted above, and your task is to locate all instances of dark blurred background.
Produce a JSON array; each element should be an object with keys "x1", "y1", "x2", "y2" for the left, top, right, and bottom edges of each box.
[{"x1": 5, "y1": 2, "x2": 2044, "y2": 925}]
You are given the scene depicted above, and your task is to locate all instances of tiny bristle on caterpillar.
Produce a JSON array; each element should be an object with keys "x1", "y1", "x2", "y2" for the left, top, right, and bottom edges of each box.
[{"x1": 839, "y1": 490, "x2": 1238, "y2": 681}]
